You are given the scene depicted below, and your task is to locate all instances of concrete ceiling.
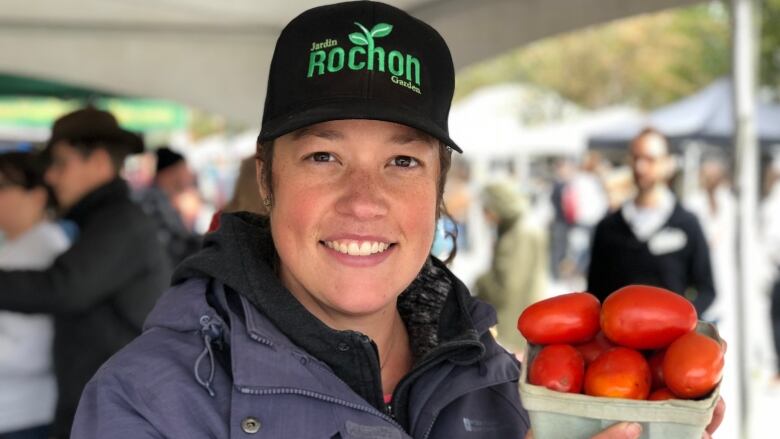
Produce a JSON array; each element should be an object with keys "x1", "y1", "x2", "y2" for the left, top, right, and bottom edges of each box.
[{"x1": 0, "y1": 0, "x2": 703, "y2": 125}]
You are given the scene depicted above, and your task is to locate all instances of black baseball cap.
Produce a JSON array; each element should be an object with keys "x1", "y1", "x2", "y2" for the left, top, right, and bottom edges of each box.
[
  {"x1": 258, "y1": 1, "x2": 461, "y2": 152},
  {"x1": 155, "y1": 146, "x2": 185, "y2": 173}
]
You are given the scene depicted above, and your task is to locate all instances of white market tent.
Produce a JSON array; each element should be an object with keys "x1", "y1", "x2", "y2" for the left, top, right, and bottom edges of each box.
[
  {"x1": 0, "y1": 0, "x2": 702, "y2": 126},
  {"x1": 449, "y1": 82, "x2": 642, "y2": 159}
]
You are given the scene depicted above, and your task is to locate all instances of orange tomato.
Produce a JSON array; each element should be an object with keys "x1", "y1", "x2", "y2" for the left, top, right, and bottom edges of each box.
[
  {"x1": 648, "y1": 387, "x2": 676, "y2": 401},
  {"x1": 529, "y1": 344, "x2": 585, "y2": 393},
  {"x1": 601, "y1": 285, "x2": 697, "y2": 350},
  {"x1": 518, "y1": 292, "x2": 601, "y2": 345},
  {"x1": 584, "y1": 347, "x2": 652, "y2": 400},
  {"x1": 663, "y1": 331, "x2": 724, "y2": 399}
]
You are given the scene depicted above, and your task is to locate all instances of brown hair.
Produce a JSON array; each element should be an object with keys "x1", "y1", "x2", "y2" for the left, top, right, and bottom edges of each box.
[
  {"x1": 223, "y1": 156, "x2": 267, "y2": 215},
  {"x1": 255, "y1": 139, "x2": 459, "y2": 263}
]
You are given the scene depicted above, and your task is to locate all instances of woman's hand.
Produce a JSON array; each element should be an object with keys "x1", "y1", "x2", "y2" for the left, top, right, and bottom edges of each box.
[
  {"x1": 523, "y1": 397, "x2": 725, "y2": 439},
  {"x1": 524, "y1": 423, "x2": 642, "y2": 439},
  {"x1": 702, "y1": 397, "x2": 725, "y2": 439}
]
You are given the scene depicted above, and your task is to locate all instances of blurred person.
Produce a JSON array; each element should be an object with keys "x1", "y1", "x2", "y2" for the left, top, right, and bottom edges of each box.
[
  {"x1": 71, "y1": 4, "x2": 723, "y2": 439},
  {"x1": 0, "y1": 107, "x2": 170, "y2": 438},
  {"x1": 587, "y1": 128, "x2": 716, "y2": 316},
  {"x1": 207, "y1": 156, "x2": 267, "y2": 232},
  {"x1": 475, "y1": 181, "x2": 547, "y2": 355},
  {"x1": 566, "y1": 152, "x2": 608, "y2": 279},
  {"x1": 135, "y1": 147, "x2": 202, "y2": 266},
  {"x1": 761, "y1": 161, "x2": 780, "y2": 379},
  {"x1": 685, "y1": 156, "x2": 736, "y2": 321},
  {"x1": 0, "y1": 151, "x2": 69, "y2": 439},
  {"x1": 549, "y1": 158, "x2": 576, "y2": 279}
]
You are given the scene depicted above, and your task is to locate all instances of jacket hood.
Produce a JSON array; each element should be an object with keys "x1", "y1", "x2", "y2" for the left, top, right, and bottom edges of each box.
[
  {"x1": 481, "y1": 181, "x2": 527, "y2": 222},
  {"x1": 168, "y1": 212, "x2": 495, "y2": 418}
]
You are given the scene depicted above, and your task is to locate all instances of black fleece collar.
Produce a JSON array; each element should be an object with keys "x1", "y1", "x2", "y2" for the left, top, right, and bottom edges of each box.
[
  {"x1": 174, "y1": 213, "x2": 486, "y2": 421},
  {"x1": 64, "y1": 178, "x2": 129, "y2": 225}
]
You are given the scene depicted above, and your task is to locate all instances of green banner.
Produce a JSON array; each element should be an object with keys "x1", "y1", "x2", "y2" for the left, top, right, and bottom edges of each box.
[{"x1": 0, "y1": 98, "x2": 189, "y2": 131}]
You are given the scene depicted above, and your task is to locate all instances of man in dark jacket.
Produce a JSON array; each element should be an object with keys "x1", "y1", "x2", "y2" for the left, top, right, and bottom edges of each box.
[
  {"x1": 587, "y1": 128, "x2": 716, "y2": 315},
  {"x1": 0, "y1": 107, "x2": 170, "y2": 438}
]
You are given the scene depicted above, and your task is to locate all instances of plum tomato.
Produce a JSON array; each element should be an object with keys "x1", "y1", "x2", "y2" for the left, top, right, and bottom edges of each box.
[
  {"x1": 648, "y1": 387, "x2": 676, "y2": 401},
  {"x1": 601, "y1": 285, "x2": 697, "y2": 350},
  {"x1": 575, "y1": 331, "x2": 616, "y2": 365},
  {"x1": 647, "y1": 349, "x2": 666, "y2": 390},
  {"x1": 584, "y1": 347, "x2": 652, "y2": 400},
  {"x1": 663, "y1": 331, "x2": 724, "y2": 399},
  {"x1": 518, "y1": 292, "x2": 601, "y2": 345},
  {"x1": 529, "y1": 344, "x2": 585, "y2": 393}
]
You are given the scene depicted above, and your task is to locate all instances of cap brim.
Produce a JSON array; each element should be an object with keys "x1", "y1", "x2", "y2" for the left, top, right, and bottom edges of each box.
[
  {"x1": 45, "y1": 129, "x2": 144, "y2": 155},
  {"x1": 258, "y1": 99, "x2": 462, "y2": 153}
]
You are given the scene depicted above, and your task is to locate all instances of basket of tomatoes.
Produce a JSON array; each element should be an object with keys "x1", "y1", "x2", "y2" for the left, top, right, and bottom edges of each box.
[{"x1": 517, "y1": 285, "x2": 723, "y2": 439}]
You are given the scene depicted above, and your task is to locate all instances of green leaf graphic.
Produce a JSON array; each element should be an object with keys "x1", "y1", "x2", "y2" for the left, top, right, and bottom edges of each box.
[
  {"x1": 349, "y1": 32, "x2": 369, "y2": 46},
  {"x1": 370, "y1": 23, "x2": 393, "y2": 38}
]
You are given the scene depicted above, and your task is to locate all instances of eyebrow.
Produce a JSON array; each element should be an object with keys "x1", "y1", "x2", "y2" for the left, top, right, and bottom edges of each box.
[
  {"x1": 389, "y1": 130, "x2": 435, "y2": 145},
  {"x1": 292, "y1": 127, "x2": 344, "y2": 141}
]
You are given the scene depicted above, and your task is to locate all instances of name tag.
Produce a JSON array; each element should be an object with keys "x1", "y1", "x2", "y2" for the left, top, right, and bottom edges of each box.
[{"x1": 648, "y1": 228, "x2": 687, "y2": 255}]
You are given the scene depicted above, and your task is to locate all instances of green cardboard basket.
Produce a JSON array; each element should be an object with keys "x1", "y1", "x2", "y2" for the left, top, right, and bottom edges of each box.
[{"x1": 519, "y1": 322, "x2": 721, "y2": 439}]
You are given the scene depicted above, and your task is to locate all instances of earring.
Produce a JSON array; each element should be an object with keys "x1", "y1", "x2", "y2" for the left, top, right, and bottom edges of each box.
[{"x1": 263, "y1": 196, "x2": 272, "y2": 208}]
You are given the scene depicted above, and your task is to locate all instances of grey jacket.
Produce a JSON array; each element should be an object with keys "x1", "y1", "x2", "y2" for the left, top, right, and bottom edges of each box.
[{"x1": 72, "y1": 213, "x2": 530, "y2": 438}]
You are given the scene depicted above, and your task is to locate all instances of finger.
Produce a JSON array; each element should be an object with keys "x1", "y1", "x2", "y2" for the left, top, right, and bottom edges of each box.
[
  {"x1": 524, "y1": 430, "x2": 534, "y2": 439},
  {"x1": 706, "y1": 397, "x2": 726, "y2": 434},
  {"x1": 591, "y1": 422, "x2": 642, "y2": 439}
]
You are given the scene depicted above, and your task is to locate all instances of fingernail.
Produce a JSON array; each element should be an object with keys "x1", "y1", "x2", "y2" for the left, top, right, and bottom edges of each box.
[{"x1": 624, "y1": 423, "x2": 642, "y2": 437}]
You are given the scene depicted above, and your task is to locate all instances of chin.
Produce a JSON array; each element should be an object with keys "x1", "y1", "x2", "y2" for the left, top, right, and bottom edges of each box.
[{"x1": 325, "y1": 281, "x2": 400, "y2": 313}]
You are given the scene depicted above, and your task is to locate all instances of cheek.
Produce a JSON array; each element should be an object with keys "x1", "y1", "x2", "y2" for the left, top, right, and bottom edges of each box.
[{"x1": 271, "y1": 179, "x2": 326, "y2": 247}]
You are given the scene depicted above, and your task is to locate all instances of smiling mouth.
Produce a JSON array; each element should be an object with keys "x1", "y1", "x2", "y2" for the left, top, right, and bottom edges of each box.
[{"x1": 321, "y1": 240, "x2": 395, "y2": 256}]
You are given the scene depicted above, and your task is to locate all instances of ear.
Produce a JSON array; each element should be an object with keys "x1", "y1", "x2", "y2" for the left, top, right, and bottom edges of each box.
[
  {"x1": 87, "y1": 148, "x2": 116, "y2": 176},
  {"x1": 255, "y1": 155, "x2": 267, "y2": 199}
]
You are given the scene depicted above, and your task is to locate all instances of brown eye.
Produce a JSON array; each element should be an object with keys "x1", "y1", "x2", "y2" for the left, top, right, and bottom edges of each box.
[
  {"x1": 392, "y1": 156, "x2": 418, "y2": 168},
  {"x1": 309, "y1": 152, "x2": 333, "y2": 162}
]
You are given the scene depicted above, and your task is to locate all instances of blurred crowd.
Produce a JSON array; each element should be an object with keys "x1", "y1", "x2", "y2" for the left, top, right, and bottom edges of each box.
[{"x1": 0, "y1": 105, "x2": 778, "y2": 437}]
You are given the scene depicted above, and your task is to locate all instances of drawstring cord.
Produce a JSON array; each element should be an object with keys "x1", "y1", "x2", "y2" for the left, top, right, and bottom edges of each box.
[{"x1": 194, "y1": 315, "x2": 222, "y2": 397}]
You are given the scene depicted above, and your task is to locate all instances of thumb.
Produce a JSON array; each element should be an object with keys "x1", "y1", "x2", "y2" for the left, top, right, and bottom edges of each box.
[{"x1": 591, "y1": 422, "x2": 642, "y2": 439}]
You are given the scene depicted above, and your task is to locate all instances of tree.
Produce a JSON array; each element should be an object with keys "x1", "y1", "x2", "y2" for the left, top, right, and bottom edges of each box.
[
  {"x1": 760, "y1": 0, "x2": 780, "y2": 95},
  {"x1": 455, "y1": 3, "x2": 731, "y2": 109}
]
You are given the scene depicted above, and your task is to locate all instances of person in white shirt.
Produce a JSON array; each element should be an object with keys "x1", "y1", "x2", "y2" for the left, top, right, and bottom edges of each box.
[{"x1": 0, "y1": 150, "x2": 69, "y2": 439}]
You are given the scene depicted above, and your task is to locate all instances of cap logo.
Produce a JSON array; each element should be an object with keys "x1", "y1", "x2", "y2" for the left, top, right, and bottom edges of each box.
[{"x1": 307, "y1": 22, "x2": 422, "y2": 94}]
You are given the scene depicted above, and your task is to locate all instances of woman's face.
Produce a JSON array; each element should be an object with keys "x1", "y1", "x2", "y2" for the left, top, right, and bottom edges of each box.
[
  {"x1": 0, "y1": 173, "x2": 46, "y2": 239},
  {"x1": 268, "y1": 119, "x2": 439, "y2": 326}
]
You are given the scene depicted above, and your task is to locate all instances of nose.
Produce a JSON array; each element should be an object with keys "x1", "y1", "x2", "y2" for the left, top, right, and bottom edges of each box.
[{"x1": 334, "y1": 168, "x2": 389, "y2": 220}]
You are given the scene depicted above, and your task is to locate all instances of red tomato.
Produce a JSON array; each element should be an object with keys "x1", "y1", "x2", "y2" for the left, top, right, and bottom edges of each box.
[
  {"x1": 647, "y1": 349, "x2": 666, "y2": 390},
  {"x1": 584, "y1": 347, "x2": 651, "y2": 400},
  {"x1": 648, "y1": 387, "x2": 676, "y2": 401},
  {"x1": 601, "y1": 285, "x2": 697, "y2": 350},
  {"x1": 663, "y1": 331, "x2": 724, "y2": 399},
  {"x1": 575, "y1": 331, "x2": 616, "y2": 365},
  {"x1": 518, "y1": 292, "x2": 601, "y2": 345},
  {"x1": 529, "y1": 344, "x2": 585, "y2": 393}
]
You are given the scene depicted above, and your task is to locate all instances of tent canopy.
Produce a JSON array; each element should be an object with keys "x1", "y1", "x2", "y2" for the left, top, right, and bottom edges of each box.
[
  {"x1": 588, "y1": 78, "x2": 780, "y2": 150},
  {"x1": 0, "y1": 0, "x2": 703, "y2": 125}
]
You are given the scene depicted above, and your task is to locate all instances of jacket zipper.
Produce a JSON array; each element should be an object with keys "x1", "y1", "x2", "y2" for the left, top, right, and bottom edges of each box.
[{"x1": 237, "y1": 386, "x2": 406, "y2": 432}]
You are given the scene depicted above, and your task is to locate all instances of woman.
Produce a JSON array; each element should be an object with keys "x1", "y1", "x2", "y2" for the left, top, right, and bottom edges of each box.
[
  {"x1": 0, "y1": 151, "x2": 69, "y2": 439},
  {"x1": 72, "y1": 2, "x2": 722, "y2": 438}
]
